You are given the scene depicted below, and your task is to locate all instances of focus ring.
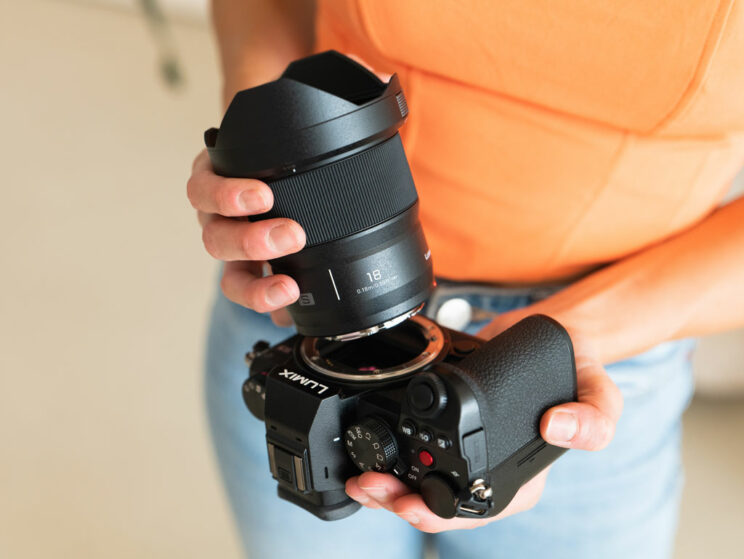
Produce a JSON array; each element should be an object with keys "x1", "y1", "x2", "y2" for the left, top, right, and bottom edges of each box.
[{"x1": 258, "y1": 134, "x2": 417, "y2": 247}]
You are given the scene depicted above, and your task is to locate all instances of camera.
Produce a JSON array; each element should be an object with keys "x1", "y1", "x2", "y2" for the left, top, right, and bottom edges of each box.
[
  {"x1": 205, "y1": 51, "x2": 578, "y2": 521},
  {"x1": 243, "y1": 313, "x2": 577, "y2": 520}
]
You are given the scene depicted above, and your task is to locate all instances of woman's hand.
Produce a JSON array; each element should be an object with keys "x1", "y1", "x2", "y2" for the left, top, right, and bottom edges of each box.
[
  {"x1": 187, "y1": 149, "x2": 305, "y2": 325},
  {"x1": 345, "y1": 308, "x2": 623, "y2": 532}
]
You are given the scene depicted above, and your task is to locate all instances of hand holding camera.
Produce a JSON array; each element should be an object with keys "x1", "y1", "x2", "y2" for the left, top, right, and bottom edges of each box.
[
  {"x1": 345, "y1": 314, "x2": 622, "y2": 532},
  {"x1": 197, "y1": 51, "x2": 623, "y2": 530}
]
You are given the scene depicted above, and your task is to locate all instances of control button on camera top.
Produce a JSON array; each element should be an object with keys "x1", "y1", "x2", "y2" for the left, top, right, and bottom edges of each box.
[
  {"x1": 453, "y1": 339, "x2": 479, "y2": 355},
  {"x1": 436, "y1": 436, "x2": 452, "y2": 450},
  {"x1": 418, "y1": 429, "x2": 434, "y2": 443},
  {"x1": 407, "y1": 373, "x2": 448, "y2": 419},
  {"x1": 418, "y1": 449, "x2": 435, "y2": 468},
  {"x1": 400, "y1": 420, "x2": 417, "y2": 437},
  {"x1": 409, "y1": 383, "x2": 435, "y2": 410},
  {"x1": 393, "y1": 461, "x2": 408, "y2": 476}
]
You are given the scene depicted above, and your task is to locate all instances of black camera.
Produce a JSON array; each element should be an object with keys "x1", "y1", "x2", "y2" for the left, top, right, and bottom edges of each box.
[
  {"x1": 243, "y1": 314, "x2": 576, "y2": 520},
  {"x1": 205, "y1": 51, "x2": 578, "y2": 521}
]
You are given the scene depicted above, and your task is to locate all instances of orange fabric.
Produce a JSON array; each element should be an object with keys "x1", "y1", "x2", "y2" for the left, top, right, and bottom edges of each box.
[{"x1": 315, "y1": 0, "x2": 744, "y2": 283}]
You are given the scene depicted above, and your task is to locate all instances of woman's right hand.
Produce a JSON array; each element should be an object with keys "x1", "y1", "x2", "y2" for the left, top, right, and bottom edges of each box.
[{"x1": 187, "y1": 149, "x2": 306, "y2": 326}]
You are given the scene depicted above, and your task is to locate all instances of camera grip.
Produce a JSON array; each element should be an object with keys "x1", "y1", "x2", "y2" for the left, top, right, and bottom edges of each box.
[{"x1": 455, "y1": 315, "x2": 577, "y2": 469}]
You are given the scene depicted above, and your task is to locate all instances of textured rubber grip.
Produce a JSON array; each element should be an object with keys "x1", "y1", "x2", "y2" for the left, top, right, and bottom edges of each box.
[
  {"x1": 454, "y1": 315, "x2": 577, "y2": 468},
  {"x1": 255, "y1": 134, "x2": 418, "y2": 247}
]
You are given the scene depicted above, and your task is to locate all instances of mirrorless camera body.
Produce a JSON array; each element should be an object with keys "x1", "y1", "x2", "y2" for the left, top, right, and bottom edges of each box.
[{"x1": 243, "y1": 314, "x2": 577, "y2": 521}]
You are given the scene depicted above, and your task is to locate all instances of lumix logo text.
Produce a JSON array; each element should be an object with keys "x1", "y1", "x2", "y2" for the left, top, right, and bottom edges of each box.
[{"x1": 278, "y1": 369, "x2": 329, "y2": 394}]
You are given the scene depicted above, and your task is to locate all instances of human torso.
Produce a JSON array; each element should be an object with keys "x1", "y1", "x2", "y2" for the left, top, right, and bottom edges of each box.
[{"x1": 316, "y1": 0, "x2": 744, "y2": 282}]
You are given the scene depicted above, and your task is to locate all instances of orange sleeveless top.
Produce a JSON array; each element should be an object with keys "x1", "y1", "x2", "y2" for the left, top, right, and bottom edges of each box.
[{"x1": 315, "y1": 0, "x2": 744, "y2": 283}]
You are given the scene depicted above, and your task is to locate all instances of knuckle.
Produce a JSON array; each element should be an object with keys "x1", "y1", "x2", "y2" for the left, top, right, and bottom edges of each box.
[
  {"x1": 586, "y1": 415, "x2": 615, "y2": 450},
  {"x1": 214, "y1": 177, "x2": 237, "y2": 214},
  {"x1": 219, "y1": 272, "x2": 229, "y2": 293},
  {"x1": 185, "y1": 176, "x2": 199, "y2": 208},
  {"x1": 240, "y1": 229, "x2": 260, "y2": 260},
  {"x1": 247, "y1": 290, "x2": 270, "y2": 313},
  {"x1": 201, "y1": 223, "x2": 220, "y2": 258}
]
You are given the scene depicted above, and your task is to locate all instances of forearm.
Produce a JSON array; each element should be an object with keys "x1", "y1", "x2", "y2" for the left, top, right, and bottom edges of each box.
[
  {"x1": 211, "y1": 0, "x2": 315, "y2": 107},
  {"x1": 531, "y1": 195, "x2": 744, "y2": 364}
]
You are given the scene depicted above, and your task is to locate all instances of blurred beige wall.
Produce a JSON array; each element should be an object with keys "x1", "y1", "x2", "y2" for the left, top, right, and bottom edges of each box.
[
  {"x1": 0, "y1": 2, "x2": 742, "y2": 558},
  {"x1": 0, "y1": 1, "x2": 240, "y2": 558}
]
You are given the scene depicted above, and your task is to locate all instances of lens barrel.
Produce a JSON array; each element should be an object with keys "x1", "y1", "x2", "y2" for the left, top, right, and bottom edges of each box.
[{"x1": 205, "y1": 51, "x2": 434, "y2": 339}]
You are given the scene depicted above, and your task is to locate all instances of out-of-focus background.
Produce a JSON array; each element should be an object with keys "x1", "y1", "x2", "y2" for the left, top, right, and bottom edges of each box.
[{"x1": 1, "y1": 1, "x2": 742, "y2": 558}]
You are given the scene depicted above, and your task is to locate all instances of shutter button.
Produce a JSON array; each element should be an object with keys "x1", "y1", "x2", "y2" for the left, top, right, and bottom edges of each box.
[{"x1": 435, "y1": 298, "x2": 472, "y2": 330}]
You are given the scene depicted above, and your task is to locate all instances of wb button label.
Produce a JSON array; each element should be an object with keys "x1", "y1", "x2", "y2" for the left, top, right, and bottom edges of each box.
[{"x1": 299, "y1": 293, "x2": 315, "y2": 306}]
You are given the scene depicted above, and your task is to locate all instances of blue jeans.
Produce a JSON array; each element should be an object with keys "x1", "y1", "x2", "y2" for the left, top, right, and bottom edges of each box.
[{"x1": 205, "y1": 283, "x2": 694, "y2": 559}]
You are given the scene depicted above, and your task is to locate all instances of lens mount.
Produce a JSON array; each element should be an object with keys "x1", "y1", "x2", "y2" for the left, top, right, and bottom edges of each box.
[{"x1": 299, "y1": 315, "x2": 445, "y2": 383}]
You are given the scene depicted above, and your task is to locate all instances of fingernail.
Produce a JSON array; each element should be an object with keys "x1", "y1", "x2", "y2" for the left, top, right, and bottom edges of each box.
[
  {"x1": 240, "y1": 188, "x2": 270, "y2": 212},
  {"x1": 266, "y1": 281, "x2": 294, "y2": 307},
  {"x1": 399, "y1": 513, "x2": 420, "y2": 525},
  {"x1": 268, "y1": 224, "x2": 303, "y2": 252},
  {"x1": 360, "y1": 487, "x2": 387, "y2": 501},
  {"x1": 546, "y1": 411, "x2": 578, "y2": 443}
]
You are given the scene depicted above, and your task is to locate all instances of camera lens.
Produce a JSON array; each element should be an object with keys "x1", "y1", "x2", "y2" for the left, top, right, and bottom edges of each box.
[{"x1": 205, "y1": 51, "x2": 434, "y2": 339}]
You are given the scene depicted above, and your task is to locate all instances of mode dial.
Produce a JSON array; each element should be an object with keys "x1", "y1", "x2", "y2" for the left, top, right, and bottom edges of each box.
[{"x1": 344, "y1": 418, "x2": 399, "y2": 473}]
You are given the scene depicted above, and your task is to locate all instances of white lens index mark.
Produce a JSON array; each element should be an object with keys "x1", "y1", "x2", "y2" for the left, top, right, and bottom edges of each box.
[
  {"x1": 424, "y1": 249, "x2": 431, "y2": 261},
  {"x1": 328, "y1": 268, "x2": 341, "y2": 301}
]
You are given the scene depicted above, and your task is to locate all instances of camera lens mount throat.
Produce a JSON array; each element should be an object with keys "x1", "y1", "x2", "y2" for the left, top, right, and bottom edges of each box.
[{"x1": 299, "y1": 314, "x2": 445, "y2": 382}]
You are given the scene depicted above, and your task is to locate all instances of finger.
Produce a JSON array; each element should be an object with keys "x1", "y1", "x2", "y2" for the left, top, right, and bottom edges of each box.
[
  {"x1": 270, "y1": 308, "x2": 294, "y2": 327},
  {"x1": 353, "y1": 472, "x2": 413, "y2": 511},
  {"x1": 202, "y1": 215, "x2": 305, "y2": 261},
  {"x1": 188, "y1": 152, "x2": 273, "y2": 216},
  {"x1": 344, "y1": 477, "x2": 383, "y2": 509},
  {"x1": 221, "y1": 261, "x2": 299, "y2": 312},
  {"x1": 541, "y1": 359, "x2": 623, "y2": 451}
]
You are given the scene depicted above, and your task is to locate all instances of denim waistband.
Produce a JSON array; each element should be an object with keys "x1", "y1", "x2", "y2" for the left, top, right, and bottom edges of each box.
[
  {"x1": 428, "y1": 278, "x2": 567, "y2": 309},
  {"x1": 423, "y1": 277, "x2": 568, "y2": 328}
]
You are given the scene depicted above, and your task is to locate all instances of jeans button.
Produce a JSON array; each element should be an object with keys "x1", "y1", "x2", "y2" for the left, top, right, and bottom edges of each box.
[{"x1": 435, "y1": 297, "x2": 472, "y2": 330}]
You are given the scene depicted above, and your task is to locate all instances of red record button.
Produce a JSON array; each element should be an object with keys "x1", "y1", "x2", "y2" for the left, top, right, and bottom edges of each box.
[{"x1": 418, "y1": 449, "x2": 434, "y2": 467}]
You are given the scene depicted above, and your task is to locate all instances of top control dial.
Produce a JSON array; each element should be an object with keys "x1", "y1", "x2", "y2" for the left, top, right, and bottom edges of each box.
[{"x1": 344, "y1": 418, "x2": 399, "y2": 473}]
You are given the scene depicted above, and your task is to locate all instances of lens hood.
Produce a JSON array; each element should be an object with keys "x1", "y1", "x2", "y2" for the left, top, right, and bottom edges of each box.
[{"x1": 205, "y1": 50, "x2": 409, "y2": 180}]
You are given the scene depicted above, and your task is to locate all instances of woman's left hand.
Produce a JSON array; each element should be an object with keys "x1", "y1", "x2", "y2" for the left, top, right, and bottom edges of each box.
[{"x1": 345, "y1": 308, "x2": 623, "y2": 532}]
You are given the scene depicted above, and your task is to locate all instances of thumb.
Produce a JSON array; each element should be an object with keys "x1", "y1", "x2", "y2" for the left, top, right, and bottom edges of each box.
[{"x1": 541, "y1": 355, "x2": 623, "y2": 451}]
